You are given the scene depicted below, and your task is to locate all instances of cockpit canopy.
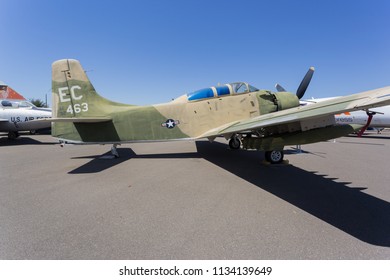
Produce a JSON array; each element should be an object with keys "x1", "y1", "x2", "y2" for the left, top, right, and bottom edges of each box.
[
  {"x1": 187, "y1": 82, "x2": 259, "y2": 101},
  {"x1": 1, "y1": 99, "x2": 36, "y2": 109}
]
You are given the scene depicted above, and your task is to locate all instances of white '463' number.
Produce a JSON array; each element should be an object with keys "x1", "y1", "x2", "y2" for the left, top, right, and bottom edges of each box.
[{"x1": 66, "y1": 103, "x2": 89, "y2": 114}]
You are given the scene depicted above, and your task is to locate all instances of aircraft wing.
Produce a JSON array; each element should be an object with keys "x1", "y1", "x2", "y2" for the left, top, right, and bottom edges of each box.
[
  {"x1": 198, "y1": 86, "x2": 390, "y2": 138},
  {"x1": 0, "y1": 119, "x2": 9, "y2": 122}
]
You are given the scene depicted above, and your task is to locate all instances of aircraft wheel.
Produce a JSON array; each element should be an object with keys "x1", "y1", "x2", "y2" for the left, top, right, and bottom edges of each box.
[
  {"x1": 8, "y1": 131, "x2": 20, "y2": 140},
  {"x1": 265, "y1": 150, "x2": 284, "y2": 164},
  {"x1": 229, "y1": 136, "x2": 241, "y2": 150}
]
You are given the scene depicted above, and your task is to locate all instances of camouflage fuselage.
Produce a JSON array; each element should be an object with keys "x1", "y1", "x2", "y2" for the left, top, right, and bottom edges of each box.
[{"x1": 52, "y1": 78, "x2": 299, "y2": 143}]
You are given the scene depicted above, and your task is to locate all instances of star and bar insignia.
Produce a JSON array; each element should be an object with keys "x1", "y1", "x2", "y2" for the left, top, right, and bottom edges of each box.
[{"x1": 161, "y1": 119, "x2": 180, "y2": 129}]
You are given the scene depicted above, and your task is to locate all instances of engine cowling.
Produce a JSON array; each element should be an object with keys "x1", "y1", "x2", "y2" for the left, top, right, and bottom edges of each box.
[
  {"x1": 273, "y1": 91, "x2": 300, "y2": 111},
  {"x1": 257, "y1": 91, "x2": 300, "y2": 115}
]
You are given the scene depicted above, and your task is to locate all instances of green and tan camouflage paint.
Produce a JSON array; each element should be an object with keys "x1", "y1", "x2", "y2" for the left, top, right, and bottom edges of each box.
[
  {"x1": 52, "y1": 59, "x2": 388, "y2": 151},
  {"x1": 52, "y1": 59, "x2": 299, "y2": 144}
]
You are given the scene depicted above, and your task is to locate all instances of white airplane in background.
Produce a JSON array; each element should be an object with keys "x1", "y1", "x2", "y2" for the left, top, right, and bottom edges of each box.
[
  {"x1": 300, "y1": 97, "x2": 390, "y2": 135},
  {"x1": 0, "y1": 81, "x2": 52, "y2": 140},
  {"x1": 275, "y1": 73, "x2": 390, "y2": 136}
]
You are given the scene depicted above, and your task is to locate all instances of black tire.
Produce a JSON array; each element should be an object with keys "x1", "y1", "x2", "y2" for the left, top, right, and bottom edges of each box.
[
  {"x1": 8, "y1": 131, "x2": 19, "y2": 140},
  {"x1": 229, "y1": 136, "x2": 241, "y2": 150},
  {"x1": 265, "y1": 150, "x2": 284, "y2": 164}
]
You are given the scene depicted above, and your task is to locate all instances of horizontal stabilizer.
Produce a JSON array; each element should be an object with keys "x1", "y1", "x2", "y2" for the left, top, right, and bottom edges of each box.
[{"x1": 32, "y1": 117, "x2": 112, "y2": 123}]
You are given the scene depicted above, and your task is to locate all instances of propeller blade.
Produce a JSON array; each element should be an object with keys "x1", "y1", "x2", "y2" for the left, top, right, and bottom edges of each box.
[
  {"x1": 275, "y1": 83, "x2": 287, "y2": 92},
  {"x1": 296, "y1": 67, "x2": 315, "y2": 99}
]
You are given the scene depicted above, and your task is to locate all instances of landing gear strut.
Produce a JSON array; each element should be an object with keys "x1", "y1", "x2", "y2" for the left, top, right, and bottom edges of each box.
[
  {"x1": 111, "y1": 144, "x2": 120, "y2": 158},
  {"x1": 265, "y1": 150, "x2": 284, "y2": 164},
  {"x1": 229, "y1": 135, "x2": 241, "y2": 150},
  {"x1": 357, "y1": 111, "x2": 376, "y2": 137}
]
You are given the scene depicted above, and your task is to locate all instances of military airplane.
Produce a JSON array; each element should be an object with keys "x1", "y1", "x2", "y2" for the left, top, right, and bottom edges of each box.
[
  {"x1": 47, "y1": 59, "x2": 390, "y2": 163},
  {"x1": 1, "y1": 81, "x2": 27, "y2": 100},
  {"x1": 0, "y1": 82, "x2": 52, "y2": 139}
]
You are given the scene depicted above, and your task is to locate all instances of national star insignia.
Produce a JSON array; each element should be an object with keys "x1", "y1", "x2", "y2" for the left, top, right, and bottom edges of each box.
[{"x1": 161, "y1": 119, "x2": 180, "y2": 129}]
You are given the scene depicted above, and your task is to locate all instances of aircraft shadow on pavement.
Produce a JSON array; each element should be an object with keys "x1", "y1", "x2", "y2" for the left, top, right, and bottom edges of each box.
[
  {"x1": 69, "y1": 148, "x2": 201, "y2": 173},
  {"x1": 194, "y1": 141, "x2": 390, "y2": 247},
  {"x1": 69, "y1": 141, "x2": 390, "y2": 247},
  {"x1": 0, "y1": 136, "x2": 57, "y2": 146},
  {"x1": 69, "y1": 148, "x2": 138, "y2": 173}
]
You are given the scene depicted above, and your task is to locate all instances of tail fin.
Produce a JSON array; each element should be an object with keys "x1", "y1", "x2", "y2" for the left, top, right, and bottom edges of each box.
[
  {"x1": 0, "y1": 81, "x2": 27, "y2": 100},
  {"x1": 52, "y1": 59, "x2": 120, "y2": 142},
  {"x1": 52, "y1": 59, "x2": 115, "y2": 119},
  {"x1": 52, "y1": 59, "x2": 190, "y2": 143}
]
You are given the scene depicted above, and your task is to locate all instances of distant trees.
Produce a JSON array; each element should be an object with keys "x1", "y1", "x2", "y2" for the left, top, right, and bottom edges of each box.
[{"x1": 30, "y1": 98, "x2": 47, "y2": 108}]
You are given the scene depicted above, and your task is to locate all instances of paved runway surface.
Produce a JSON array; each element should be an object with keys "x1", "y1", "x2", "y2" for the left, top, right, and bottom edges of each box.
[{"x1": 1, "y1": 131, "x2": 390, "y2": 259}]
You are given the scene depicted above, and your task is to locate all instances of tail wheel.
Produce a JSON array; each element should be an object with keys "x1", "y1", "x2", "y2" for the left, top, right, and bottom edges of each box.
[
  {"x1": 229, "y1": 136, "x2": 241, "y2": 150},
  {"x1": 265, "y1": 150, "x2": 284, "y2": 164}
]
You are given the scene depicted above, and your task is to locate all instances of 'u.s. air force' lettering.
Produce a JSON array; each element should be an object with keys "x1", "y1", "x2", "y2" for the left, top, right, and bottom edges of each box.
[
  {"x1": 161, "y1": 119, "x2": 180, "y2": 129},
  {"x1": 11, "y1": 116, "x2": 46, "y2": 123},
  {"x1": 58, "y1": 85, "x2": 89, "y2": 114}
]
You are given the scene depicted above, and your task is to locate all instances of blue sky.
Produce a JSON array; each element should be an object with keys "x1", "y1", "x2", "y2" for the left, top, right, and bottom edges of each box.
[{"x1": 1, "y1": 0, "x2": 389, "y2": 105}]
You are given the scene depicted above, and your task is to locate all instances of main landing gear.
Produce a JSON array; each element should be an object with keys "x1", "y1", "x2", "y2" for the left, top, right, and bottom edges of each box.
[
  {"x1": 229, "y1": 134, "x2": 285, "y2": 164},
  {"x1": 8, "y1": 131, "x2": 20, "y2": 140},
  {"x1": 357, "y1": 111, "x2": 376, "y2": 137},
  {"x1": 264, "y1": 150, "x2": 284, "y2": 164},
  {"x1": 228, "y1": 135, "x2": 241, "y2": 150}
]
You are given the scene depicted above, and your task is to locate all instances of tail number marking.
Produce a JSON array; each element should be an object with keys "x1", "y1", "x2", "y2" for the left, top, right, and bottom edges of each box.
[
  {"x1": 58, "y1": 86, "x2": 83, "y2": 102},
  {"x1": 58, "y1": 86, "x2": 89, "y2": 114},
  {"x1": 66, "y1": 103, "x2": 88, "y2": 114}
]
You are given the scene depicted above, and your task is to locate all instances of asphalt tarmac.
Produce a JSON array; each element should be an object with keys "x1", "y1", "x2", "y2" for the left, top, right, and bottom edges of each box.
[{"x1": 1, "y1": 131, "x2": 390, "y2": 259}]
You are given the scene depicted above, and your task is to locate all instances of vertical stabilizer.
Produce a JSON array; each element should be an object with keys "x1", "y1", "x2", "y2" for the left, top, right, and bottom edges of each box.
[
  {"x1": 52, "y1": 59, "x2": 110, "y2": 119},
  {"x1": 51, "y1": 59, "x2": 121, "y2": 142}
]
